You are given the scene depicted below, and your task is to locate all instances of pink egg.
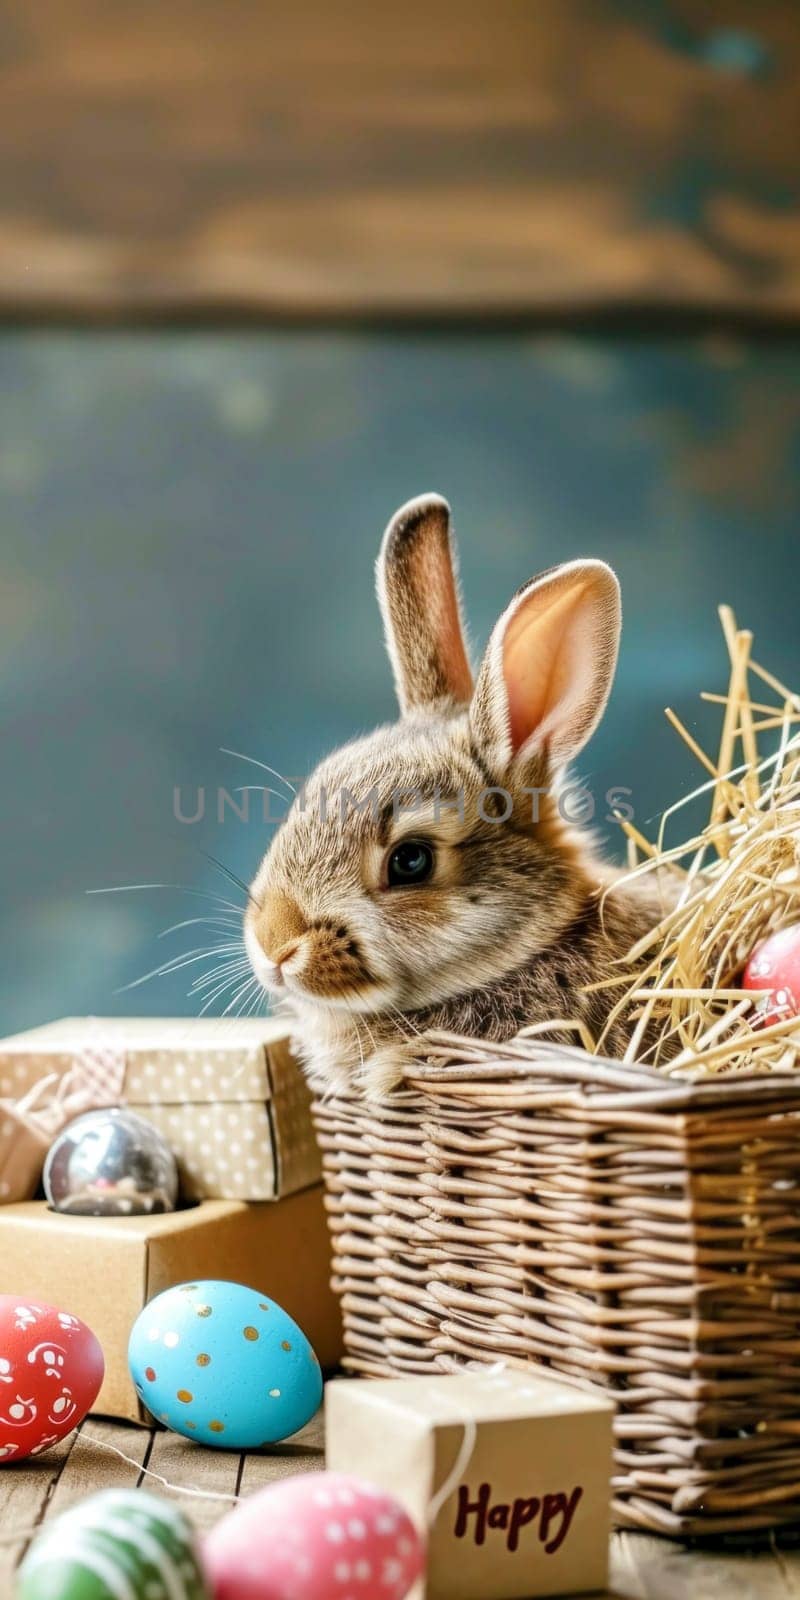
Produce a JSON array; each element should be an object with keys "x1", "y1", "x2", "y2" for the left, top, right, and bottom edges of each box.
[
  {"x1": 742, "y1": 924, "x2": 800, "y2": 1027},
  {"x1": 204, "y1": 1471, "x2": 424, "y2": 1600}
]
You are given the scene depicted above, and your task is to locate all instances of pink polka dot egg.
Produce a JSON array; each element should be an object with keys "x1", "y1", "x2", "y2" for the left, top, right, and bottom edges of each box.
[
  {"x1": 128, "y1": 1280, "x2": 322, "y2": 1449},
  {"x1": 204, "y1": 1471, "x2": 424, "y2": 1600},
  {"x1": 742, "y1": 923, "x2": 800, "y2": 1027}
]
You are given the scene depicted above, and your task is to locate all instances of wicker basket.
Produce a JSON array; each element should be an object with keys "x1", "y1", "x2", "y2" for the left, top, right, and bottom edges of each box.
[{"x1": 312, "y1": 1031, "x2": 800, "y2": 1539}]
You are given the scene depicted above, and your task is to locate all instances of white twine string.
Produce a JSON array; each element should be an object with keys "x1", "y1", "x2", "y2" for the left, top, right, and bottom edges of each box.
[
  {"x1": 426, "y1": 1361, "x2": 507, "y2": 1528},
  {"x1": 82, "y1": 1434, "x2": 241, "y2": 1503},
  {"x1": 3, "y1": 1364, "x2": 511, "y2": 1554},
  {"x1": 0, "y1": 1434, "x2": 242, "y2": 1548},
  {"x1": 427, "y1": 1415, "x2": 477, "y2": 1527}
]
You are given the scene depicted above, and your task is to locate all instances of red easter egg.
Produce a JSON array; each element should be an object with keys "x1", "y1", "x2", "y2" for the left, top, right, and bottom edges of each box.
[
  {"x1": 0, "y1": 1296, "x2": 104, "y2": 1463},
  {"x1": 742, "y1": 924, "x2": 800, "y2": 1027},
  {"x1": 204, "y1": 1471, "x2": 424, "y2": 1600}
]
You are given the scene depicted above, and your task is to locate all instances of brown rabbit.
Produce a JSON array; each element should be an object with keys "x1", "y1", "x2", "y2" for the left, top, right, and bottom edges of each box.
[{"x1": 245, "y1": 495, "x2": 671, "y2": 1093}]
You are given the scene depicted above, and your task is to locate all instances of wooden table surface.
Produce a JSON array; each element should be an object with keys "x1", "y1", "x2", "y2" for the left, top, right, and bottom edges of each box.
[
  {"x1": 2, "y1": 1414, "x2": 799, "y2": 1597},
  {"x1": 1, "y1": 0, "x2": 799, "y2": 320}
]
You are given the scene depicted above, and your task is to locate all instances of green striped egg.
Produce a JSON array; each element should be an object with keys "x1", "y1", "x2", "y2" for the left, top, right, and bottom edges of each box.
[{"x1": 16, "y1": 1488, "x2": 210, "y2": 1600}]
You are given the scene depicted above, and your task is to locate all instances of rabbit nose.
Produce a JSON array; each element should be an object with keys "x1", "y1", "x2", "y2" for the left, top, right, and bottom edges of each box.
[
  {"x1": 258, "y1": 891, "x2": 308, "y2": 966},
  {"x1": 273, "y1": 938, "x2": 301, "y2": 969},
  {"x1": 268, "y1": 940, "x2": 299, "y2": 990}
]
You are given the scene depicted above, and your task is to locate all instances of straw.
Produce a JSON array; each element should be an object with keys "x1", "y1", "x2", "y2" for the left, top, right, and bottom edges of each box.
[{"x1": 594, "y1": 608, "x2": 800, "y2": 1076}]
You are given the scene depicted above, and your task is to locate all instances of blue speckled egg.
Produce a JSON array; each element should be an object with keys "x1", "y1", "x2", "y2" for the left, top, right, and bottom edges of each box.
[{"x1": 128, "y1": 1280, "x2": 322, "y2": 1449}]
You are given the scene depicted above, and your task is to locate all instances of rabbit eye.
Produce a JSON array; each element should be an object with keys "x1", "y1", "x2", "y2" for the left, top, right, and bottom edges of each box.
[{"x1": 386, "y1": 839, "x2": 434, "y2": 887}]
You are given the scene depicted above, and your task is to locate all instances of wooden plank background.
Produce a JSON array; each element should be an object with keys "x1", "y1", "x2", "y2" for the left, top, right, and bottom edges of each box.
[
  {"x1": 2, "y1": 1415, "x2": 800, "y2": 1596},
  {"x1": 0, "y1": 0, "x2": 798, "y2": 319}
]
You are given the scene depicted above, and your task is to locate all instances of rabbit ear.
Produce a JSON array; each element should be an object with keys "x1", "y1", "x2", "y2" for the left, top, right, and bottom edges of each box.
[
  {"x1": 377, "y1": 494, "x2": 473, "y2": 714},
  {"x1": 470, "y1": 560, "x2": 621, "y2": 778}
]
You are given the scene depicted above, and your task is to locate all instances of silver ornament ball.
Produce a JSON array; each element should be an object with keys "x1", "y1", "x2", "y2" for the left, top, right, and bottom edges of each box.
[{"x1": 44, "y1": 1108, "x2": 179, "y2": 1216}]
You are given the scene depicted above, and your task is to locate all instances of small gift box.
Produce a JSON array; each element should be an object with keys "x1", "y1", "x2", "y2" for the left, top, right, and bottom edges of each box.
[
  {"x1": 0, "y1": 1017, "x2": 321, "y2": 1204},
  {"x1": 326, "y1": 1369, "x2": 614, "y2": 1600}
]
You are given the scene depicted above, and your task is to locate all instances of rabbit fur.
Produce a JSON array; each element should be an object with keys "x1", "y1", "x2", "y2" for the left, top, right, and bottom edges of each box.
[{"x1": 245, "y1": 494, "x2": 673, "y2": 1094}]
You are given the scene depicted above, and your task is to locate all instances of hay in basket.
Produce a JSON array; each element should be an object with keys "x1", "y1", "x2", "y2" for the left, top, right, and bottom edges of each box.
[
  {"x1": 582, "y1": 602, "x2": 800, "y2": 1078},
  {"x1": 313, "y1": 607, "x2": 800, "y2": 1538}
]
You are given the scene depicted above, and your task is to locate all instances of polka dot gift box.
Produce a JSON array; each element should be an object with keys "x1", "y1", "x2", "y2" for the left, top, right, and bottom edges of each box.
[{"x1": 0, "y1": 1017, "x2": 321, "y2": 1203}]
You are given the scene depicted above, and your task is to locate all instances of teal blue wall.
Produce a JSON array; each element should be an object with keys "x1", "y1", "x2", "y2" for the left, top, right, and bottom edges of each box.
[{"x1": 2, "y1": 331, "x2": 799, "y2": 1030}]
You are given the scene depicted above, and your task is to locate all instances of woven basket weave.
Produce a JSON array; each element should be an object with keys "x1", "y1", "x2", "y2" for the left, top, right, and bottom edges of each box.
[{"x1": 312, "y1": 1031, "x2": 800, "y2": 1538}]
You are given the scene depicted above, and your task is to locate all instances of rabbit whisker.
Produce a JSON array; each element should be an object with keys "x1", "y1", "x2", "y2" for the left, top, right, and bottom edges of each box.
[
  {"x1": 349, "y1": 1010, "x2": 366, "y2": 1075},
  {"x1": 200, "y1": 850, "x2": 262, "y2": 911},
  {"x1": 190, "y1": 957, "x2": 251, "y2": 995},
  {"x1": 115, "y1": 943, "x2": 245, "y2": 994},
  {"x1": 198, "y1": 971, "x2": 258, "y2": 1018},
  {"x1": 385, "y1": 999, "x2": 422, "y2": 1042},
  {"x1": 158, "y1": 914, "x2": 243, "y2": 939},
  {"x1": 221, "y1": 974, "x2": 262, "y2": 1019},
  {"x1": 234, "y1": 783, "x2": 293, "y2": 807},
  {"x1": 86, "y1": 882, "x2": 245, "y2": 915},
  {"x1": 220, "y1": 747, "x2": 297, "y2": 797},
  {"x1": 241, "y1": 980, "x2": 266, "y2": 1019},
  {"x1": 358, "y1": 1011, "x2": 377, "y2": 1054},
  {"x1": 191, "y1": 960, "x2": 252, "y2": 1001},
  {"x1": 219, "y1": 975, "x2": 259, "y2": 1020}
]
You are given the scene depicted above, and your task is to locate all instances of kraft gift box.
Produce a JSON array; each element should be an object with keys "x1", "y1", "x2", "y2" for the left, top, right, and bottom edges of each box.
[
  {"x1": 0, "y1": 1189, "x2": 342, "y2": 1422},
  {"x1": 326, "y1": 1370, "x2": 614, "y2": 1600},
  {"x1": 0, "y1": 1017, "x2": 321, "y2": 1203}
]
